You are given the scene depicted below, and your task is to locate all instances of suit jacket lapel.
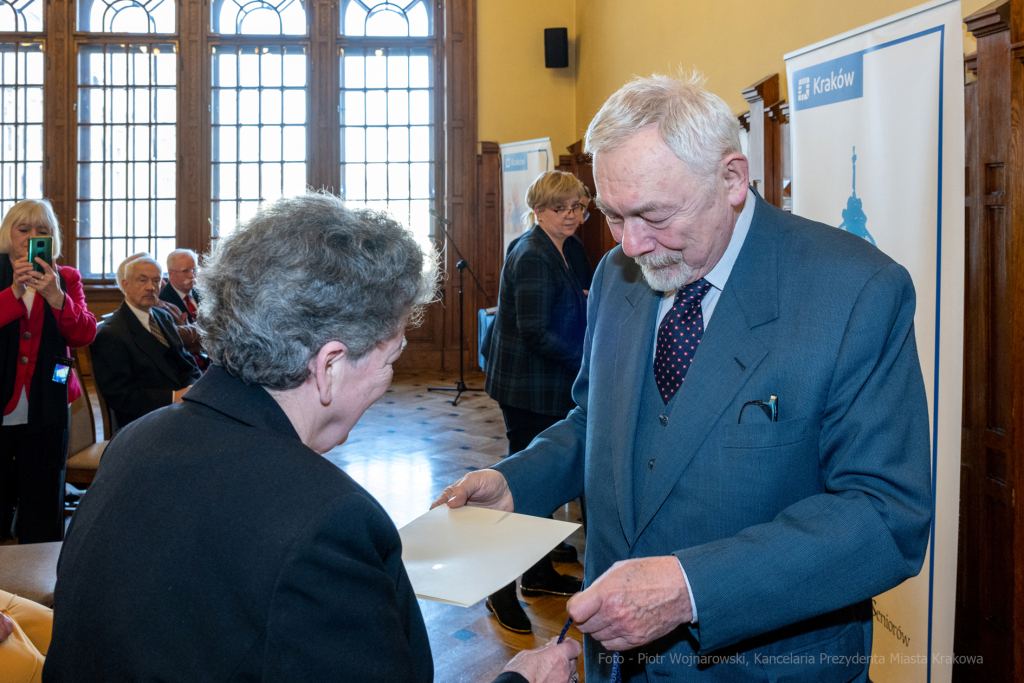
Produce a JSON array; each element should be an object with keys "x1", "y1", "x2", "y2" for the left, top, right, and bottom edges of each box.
[
  {"x1": 633, "y1": 195, "x2": 780, "y2": 539},
  {"x1": 124, "y1": 303, "x2": 183, "y2": 384},
  {"x1": 612, "y1": 274, "x2": 661, "y2": 545}
]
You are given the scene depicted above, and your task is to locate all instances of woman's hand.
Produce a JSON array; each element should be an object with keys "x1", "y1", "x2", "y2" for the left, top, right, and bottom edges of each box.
[
  {"x1": 9, "y1": 255, "x2": 33, "y2": 299},
  {"x1": 25, "y1": 258, "x2": 65, "y2": 310}
]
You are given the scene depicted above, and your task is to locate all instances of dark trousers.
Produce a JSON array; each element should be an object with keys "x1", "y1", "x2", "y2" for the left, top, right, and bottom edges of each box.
[
  {"x1": 493, "y1": 405, "x2": 570, "y2": 601},
  {"x1": 0, "y1": 421, "x2": 69, "y2": 544},
  {"x1": 499, "y1": 404, "x2": 561, "y2": 456}
]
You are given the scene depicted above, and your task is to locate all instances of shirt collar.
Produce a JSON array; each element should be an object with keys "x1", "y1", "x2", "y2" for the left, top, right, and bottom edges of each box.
[
  {"x1": 703, "y1": 187, "x2": 756, "y2": 293},
  {"x1": 173, "y1": 286, "x2": 192, "y2": 302},
  {"x1": 125, "y1": 300, "x2": 152, "y2": 329}
]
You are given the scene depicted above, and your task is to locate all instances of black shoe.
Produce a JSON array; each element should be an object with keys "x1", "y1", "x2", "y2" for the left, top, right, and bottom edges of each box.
[
  {"x1": 485, "y1": 582, "x2": 532, "y2": 633},
  {"x1": 520, "y1": 563, "x2": 582, "y2": 597},
  {"x1": 550, "y1": 541, "x2": 577, "y2": 563}
]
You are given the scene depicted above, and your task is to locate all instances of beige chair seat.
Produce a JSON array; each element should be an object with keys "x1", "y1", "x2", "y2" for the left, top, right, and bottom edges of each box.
[
  {"x1": 0, "y1": 542, "x2": 61, "y2": 607},
  {"x1": 66, "y1": 442, "x2": 106, "y2": 472}
]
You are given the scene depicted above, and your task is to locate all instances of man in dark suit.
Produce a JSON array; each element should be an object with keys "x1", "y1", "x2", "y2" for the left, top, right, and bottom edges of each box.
[
  {"x1": 159, "y1": 248, "x2": 199, "y2": 323},
  {"x1": 159, "y1": 248, "x2": 209, "y2": 371},
  {"x1": 91, "y1": 255, "x2": 200, "y2": 432},
  {"x1": 44, "y1": 194, "x2": 580, "y2": 683},
  {"x1": 437, "y1": 74, "x2": 932, "y2": 682}
]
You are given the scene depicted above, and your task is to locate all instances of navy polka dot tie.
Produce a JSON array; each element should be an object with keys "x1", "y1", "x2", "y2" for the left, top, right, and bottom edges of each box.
[{"x1": 654, "y1": 278, "x2": 713, "y2": 404}]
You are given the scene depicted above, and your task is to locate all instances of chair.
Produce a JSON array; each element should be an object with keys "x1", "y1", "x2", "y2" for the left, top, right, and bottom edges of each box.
[
  {"x1": 65, "y1": 367, "x2": 107, "y2": 489},
  {"x1": 72, "y1": 345, "x2": 112, "y2": 441},
  {"x1": 477, "y1": 307, "x2": 496, "y2": 371}
]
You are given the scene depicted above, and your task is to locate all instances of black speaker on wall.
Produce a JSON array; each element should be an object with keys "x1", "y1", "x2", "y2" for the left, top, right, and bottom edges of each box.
[{"x1": 544, "y1": 28, "x2": 569, "y2": 69}]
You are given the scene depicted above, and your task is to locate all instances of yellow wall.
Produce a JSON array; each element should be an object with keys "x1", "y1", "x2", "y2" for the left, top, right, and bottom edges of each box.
[
  {"x1": 574, "y1": 0, "x2": 989, "y2": 141},
  {"x1": 479, "y1": 0, "x2": 990, "y2": 155},
  {"x1": 477, "y1": 0, "x2": 577, "y2": 155}
]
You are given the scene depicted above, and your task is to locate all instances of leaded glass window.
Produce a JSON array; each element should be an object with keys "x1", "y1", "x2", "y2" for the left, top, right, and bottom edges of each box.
[
  {"x1": 77, "y1": 0, "x2": 175, "y2": 33},
  {"x1": 76, "y1": 43, "x2": 177, "y2": 280},
  {"x1": 0, "y1": 43, "x2": 43, "y2": 218},
  {"x1": 0, "y1": 0, "x2": 42, "y2": 33},
  {"x1": 211, "y1": 45, "x2": 307, "y2": 239},
  {"x1": 340, "y1": 46, "x2": 433, "y2": 250},
  {"x1": 341, "y1": 0, "x2": 431, "y2": 37},
  {"x1": 211, "y1": 0, "x2": 306, "y2": 36}
]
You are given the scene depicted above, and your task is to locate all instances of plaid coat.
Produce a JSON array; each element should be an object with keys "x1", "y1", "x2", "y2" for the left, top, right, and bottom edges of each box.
[{"x1": 485, "y1": 226, "x2": 592, "y2": 417}]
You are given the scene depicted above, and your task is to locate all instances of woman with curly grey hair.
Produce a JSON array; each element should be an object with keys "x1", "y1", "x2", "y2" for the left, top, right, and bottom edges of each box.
[{"x1": 45, "y1": 192, "x2": 581, "y2": 683}]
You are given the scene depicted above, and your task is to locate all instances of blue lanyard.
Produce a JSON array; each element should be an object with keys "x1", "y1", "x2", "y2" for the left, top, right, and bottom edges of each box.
[{"x1": 556, "y1": 617, "x2": 621, "y2": 683}]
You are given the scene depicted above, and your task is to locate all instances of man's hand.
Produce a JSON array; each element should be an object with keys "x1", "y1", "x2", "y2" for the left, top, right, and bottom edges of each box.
[
  {"x1": 0, "y1": 612, "x2": 14, "y2": 643},
  {"x1": 172, "y1": 386, "x2": 191, "y2": 403},
  {"x1": 566, "y1": 556, "x2": 693, "y2": 651},
  {"x1": 501, "y1": 637, "x2": 581, "y2": 683},
  {"x1": 153, "y1": 299, "x2": 187, "y2": 325},
  {"x1": 429, "y1": 469, "x2": 514, "y2": 512}
]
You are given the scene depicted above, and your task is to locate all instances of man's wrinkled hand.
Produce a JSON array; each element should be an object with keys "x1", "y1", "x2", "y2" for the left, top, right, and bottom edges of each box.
[
  {"x1": 429, "y1": 469, "x2": 514, "y2": 512},
  {"x1": 501, "y1": 636, "x2": 581, "y2": 683},
  {"x1": 566, "y1": 556, "x2": 693, "y2": 651}
]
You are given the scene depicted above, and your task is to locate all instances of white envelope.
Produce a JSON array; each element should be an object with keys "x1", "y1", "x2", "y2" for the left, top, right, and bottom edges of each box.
[{"x1": 399, "y1": 505, "x2": 580, "y2": 607}]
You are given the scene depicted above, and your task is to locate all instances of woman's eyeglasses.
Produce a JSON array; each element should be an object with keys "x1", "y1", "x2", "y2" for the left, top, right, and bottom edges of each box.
[{"x1": 548, "y1": 204, "x2": 591, "y2": 221}]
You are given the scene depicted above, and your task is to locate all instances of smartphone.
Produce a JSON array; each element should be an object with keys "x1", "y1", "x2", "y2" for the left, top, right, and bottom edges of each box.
[
  {"x1": 52, "y1": 356, "x2": 74, "y2": 385},
  {"x1": 27, "y1": 236, "x2": 52, "y2": 273}
]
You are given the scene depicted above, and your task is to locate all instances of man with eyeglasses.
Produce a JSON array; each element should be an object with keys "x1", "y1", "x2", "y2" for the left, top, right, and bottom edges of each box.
[{"x1": 160, "y1": 249, "x2": 201, "y2": 324}]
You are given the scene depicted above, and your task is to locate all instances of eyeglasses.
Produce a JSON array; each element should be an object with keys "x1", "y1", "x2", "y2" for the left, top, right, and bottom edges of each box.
[
  {"x1": 170, "y1": 268, "x2": 196, "y2": 275},
  {"x1": 548, "y1": 204, "x2": 590, "y2": 221}
]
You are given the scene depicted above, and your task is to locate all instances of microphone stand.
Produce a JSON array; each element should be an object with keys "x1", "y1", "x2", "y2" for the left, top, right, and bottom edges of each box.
[{"x1": 427, "y1": 210, "x2": 489, "y2": 406}]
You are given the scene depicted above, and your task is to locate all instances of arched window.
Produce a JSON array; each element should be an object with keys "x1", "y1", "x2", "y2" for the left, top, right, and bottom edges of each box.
[
  {"x1": 75, "y1": 0, "x2": 177, "y2": 280},
  {"x1": 339, "y1": 0, "x2": 436, "y2": 251},
  {"x1": 209, "y1": 0, "x2": 307, "y2": 239},
  {"x1": 77, "y1": 0, "x2": 175, "y2": 33}
]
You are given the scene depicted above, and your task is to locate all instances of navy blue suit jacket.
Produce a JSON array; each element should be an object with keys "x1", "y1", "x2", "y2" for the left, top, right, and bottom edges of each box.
[{"x1": 494, "y1": 195, "x2": 932, "y2": 682}]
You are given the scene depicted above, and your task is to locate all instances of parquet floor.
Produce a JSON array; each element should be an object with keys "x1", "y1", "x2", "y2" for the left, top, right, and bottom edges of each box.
[{"x1": 323, "y1": 371, "x2": 588, "y2": 683}]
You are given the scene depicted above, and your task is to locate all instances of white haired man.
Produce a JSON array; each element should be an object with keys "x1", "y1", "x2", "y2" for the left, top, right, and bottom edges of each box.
[
  {"x1": 159, "y1": 248, "x2": 200, "y2": 323},
  {"x1": 436, "y1": 73, "x2": 932, "y2": 682},
  {"x1": 91, "y1": 255, "x2": 200, "y2": 432}
]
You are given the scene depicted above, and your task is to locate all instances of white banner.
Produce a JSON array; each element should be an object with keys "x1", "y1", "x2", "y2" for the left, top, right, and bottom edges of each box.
[
  {"x1": 499, "y1": 138, "x2": 554, "y2": 255},
  {"x1": 785, "y1": 2, "x2": 964, "y2": 682}
]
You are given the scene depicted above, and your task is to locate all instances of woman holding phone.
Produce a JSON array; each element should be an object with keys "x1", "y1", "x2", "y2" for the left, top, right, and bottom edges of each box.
[{"x1": 0, "y1": 199, "x2": 96, "y2": 544}]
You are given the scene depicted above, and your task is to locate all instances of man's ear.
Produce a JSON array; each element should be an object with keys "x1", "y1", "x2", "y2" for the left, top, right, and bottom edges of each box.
[
  {"x1": 312, "y1": 341, "x2": 348, "y2": 406},
  {"x1": 722, "y1": 153, "x2": 750, "y2": 207}
]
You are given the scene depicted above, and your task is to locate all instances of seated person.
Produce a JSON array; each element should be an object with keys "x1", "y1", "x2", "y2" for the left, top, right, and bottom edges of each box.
[
  {"x1": 44, "y1": 193, "x2": 580, "y2": 683},
  {"x1": 159, "y1": 249, "x2": 200, "y2": 323},
  {"x1": 0, "y1": 588, "x2": 53, "y2": 683},
  {"x1": 90, "y1": 255, "x2": 200, "y2": 432},
  {"x1": 157, "y1": 248, "x2": 207, "y2": 371}
]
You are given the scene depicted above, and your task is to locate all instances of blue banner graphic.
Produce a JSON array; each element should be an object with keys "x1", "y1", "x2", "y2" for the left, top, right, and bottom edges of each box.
[{"x1": 793, "y1": 52, "x2": 863, "y2": 111}]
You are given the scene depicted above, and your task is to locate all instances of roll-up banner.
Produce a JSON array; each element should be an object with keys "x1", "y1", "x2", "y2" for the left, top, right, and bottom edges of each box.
[
  {"x1": 500, "y1": 138, "x2": 554, "y2": 256},
  {"x1": 784, "y1": 1, "x2": 964, "y2": 681}
]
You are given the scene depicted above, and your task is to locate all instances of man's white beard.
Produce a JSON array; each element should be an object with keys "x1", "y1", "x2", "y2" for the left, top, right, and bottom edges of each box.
[{"x1": 635, "y1": 251, "x2": 693, "y2": 292}]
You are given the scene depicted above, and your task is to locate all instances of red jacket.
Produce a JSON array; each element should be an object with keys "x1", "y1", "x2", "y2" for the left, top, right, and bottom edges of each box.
[{"x1": 1, "y1": 265, "x2": 97, "y2": 415}]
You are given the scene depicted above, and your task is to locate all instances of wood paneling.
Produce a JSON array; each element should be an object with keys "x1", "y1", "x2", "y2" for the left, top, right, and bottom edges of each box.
[
  {"x1": 741, "y1": 73, "x2": 784, "y2": 208},
  {"x1": 956, "y1": 2, "x2": 1023, "y2": 680},
  {"x1": 557, "y1": 140, "x2": 617, "y2": 269}
]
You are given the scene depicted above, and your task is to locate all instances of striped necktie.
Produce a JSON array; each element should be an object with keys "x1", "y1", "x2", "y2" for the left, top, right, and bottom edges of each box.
[{"x1": 149, "y1": 314, "x2": 170, "y2": 347}]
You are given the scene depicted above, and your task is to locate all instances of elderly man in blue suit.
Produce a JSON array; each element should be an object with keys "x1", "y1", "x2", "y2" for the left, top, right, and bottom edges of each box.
[{"x1": 435, "y1": 73, "x2": 932, "y2": 683}]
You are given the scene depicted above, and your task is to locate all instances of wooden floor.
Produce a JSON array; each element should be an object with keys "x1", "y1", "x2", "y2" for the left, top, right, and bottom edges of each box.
[
  {"x1": 77, "y1": 370, "x2": 587, "y2": 682},
  {"x1": 323, "y1": 370, "x2": 588, "y2": 683}
]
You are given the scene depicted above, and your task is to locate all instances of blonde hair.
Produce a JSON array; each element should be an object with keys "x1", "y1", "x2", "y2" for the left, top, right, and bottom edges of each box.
[
  {"x1": 585, "y1": 71, "x2": 741, "y2": 188},
  {"x1": 0, "y1": 199, "x2": 62, "y2": 258},
  {"x1": 522, "y1": 171, "x2": 587, "y2": 229}
]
